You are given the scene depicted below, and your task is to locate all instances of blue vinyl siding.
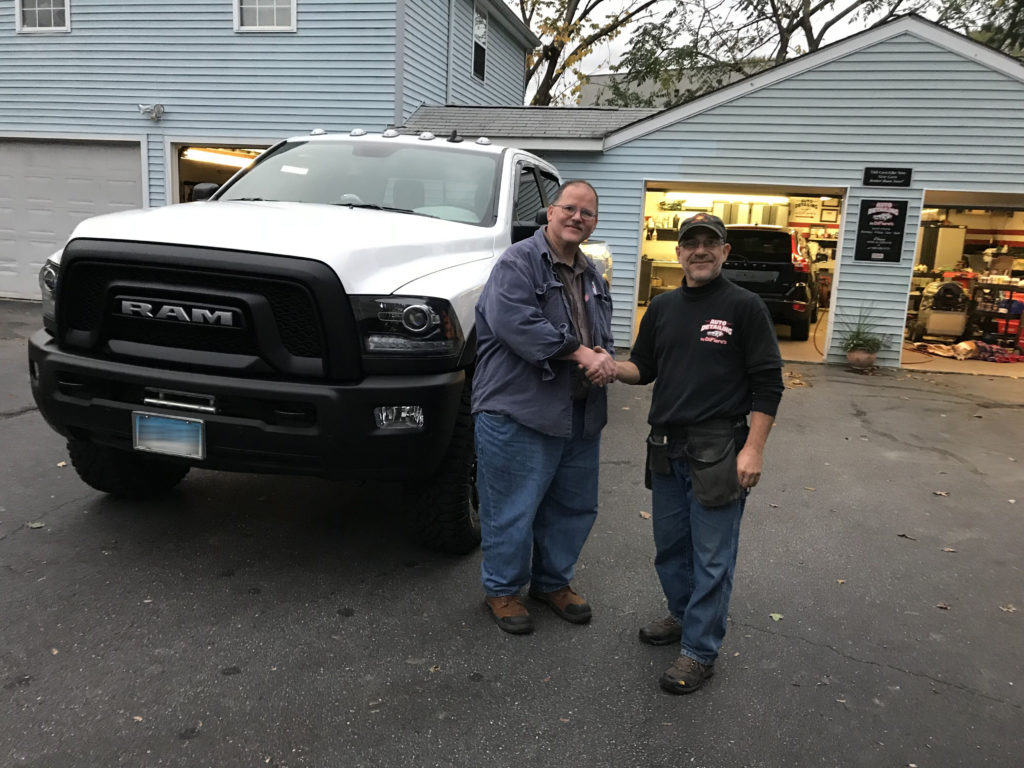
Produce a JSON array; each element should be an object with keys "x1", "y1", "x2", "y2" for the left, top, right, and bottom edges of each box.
[
  {"x1": 449, "y1": 0, "x2": 525, "y2": 107},
  {"x1": 0, "y1": 0, "x2": 398, "y2": 205},
  {"x1": 401, "y1": 0, "x2": 449, "y2": 118},
  {"x1": 538, "y1": 33, "x2": 1024, "y2": 364}
]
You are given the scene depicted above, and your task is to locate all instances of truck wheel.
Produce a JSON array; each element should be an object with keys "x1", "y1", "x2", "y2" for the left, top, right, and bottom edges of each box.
[
  {"x1": 410, "y1": 381, "x2": 481, "y2": 555},
  {"x1": 790, "y1": 319, "x2": 810, "y2": 341},
  {"x1": 68, "y1": 438, "x2": 190, "y2": 498}
]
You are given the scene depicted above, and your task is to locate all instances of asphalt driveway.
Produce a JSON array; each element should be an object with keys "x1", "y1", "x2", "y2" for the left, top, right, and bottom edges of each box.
[{"x1": 2, "y1": 300, "x2": 1022, "y2": 767}]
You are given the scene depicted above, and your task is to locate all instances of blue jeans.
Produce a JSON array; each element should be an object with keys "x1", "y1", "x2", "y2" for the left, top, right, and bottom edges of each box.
[
  {"x1": 651, "y1": 457, "x2": 746, "y2": 665},
  {"x1": 474, "y1": 403, "x2": 600, "y2": 596}
]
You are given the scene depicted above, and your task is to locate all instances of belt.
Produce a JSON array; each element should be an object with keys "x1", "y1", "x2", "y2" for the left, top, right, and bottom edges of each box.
[{"x1": 650, "y1": 416, "x2": 747, "y2": 442}]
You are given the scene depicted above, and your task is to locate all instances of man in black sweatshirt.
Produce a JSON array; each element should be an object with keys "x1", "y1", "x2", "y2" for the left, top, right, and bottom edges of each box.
[{"x1": 613, "y1": 213, "x2": 784, "y2": 695}]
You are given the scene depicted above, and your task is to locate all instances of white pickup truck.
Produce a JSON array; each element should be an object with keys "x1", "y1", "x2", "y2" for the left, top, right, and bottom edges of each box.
[{"x1": 28, "y1": 129, "x2": 565, "y2": 554}]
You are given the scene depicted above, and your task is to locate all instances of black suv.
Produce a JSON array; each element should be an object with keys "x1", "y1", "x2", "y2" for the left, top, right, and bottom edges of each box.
[{"x1": 723, "y1": 225, "x2": 819, "y2": 340}]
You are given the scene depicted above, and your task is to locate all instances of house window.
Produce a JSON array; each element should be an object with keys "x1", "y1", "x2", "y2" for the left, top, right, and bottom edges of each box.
[
  {"x1": 16, "y1": 0, "x2": 69, "y2": 33},
  {"x1": 473, "y1": 5, "x2": 487, "y2": 81},
  {"x1": 235, "y1": 0, "x2": 295, "y2": 32}
]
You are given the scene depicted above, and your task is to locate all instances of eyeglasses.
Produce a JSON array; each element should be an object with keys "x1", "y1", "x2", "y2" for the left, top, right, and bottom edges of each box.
[
  {"x1": 551, "y1": 204, "x2": 597, "y2": 221},
  {"x1": 679, "y1": 237, "x2": 725, "y2": 250}
]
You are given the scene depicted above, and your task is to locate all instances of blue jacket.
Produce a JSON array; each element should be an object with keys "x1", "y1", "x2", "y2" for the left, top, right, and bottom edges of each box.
[{"x1": 472, "y1": 227, "x2": 614, "y2": 438}]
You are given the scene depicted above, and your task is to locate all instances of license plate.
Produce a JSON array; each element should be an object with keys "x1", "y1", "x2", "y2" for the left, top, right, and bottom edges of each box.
[
  {"x1": 726, "y1": 269, "x2": 779, "y2": 283},
  {"x1": 132, "y1": 412, "x2": 205, "y2": 460}
]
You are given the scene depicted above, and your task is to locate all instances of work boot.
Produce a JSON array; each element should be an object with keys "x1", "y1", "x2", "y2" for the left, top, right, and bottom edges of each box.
[
  {"x1": 484, "y1": 595, "x2": 533, "y2": 635},
  {"x1": 659, "y1": 655, "x2": 714, "y2": 695},
  {"x1": 638, "y1": 615, "x2": 682, "y2": 646},
  {"x1": 528, "y1": 585, "x2": 592, "y2": 624}
]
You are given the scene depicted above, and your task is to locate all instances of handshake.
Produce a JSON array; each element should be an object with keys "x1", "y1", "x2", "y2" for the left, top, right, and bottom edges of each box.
[{"x1": 574, "y1": 345, "x2": 618, "y2": 387}]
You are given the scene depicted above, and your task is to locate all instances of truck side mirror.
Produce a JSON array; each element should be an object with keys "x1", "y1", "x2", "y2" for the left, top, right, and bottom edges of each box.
[
  {"x1": 511, "y1": 209, "x2": 547, "y2": 243},
  {"x1": 191, "y1": 183, "x2": 220, "y2": 201}
]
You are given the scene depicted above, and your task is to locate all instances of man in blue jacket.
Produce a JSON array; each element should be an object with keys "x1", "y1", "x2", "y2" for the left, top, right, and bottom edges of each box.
[{"x1": 473, "y1": 180, "x2": 616, "y2": 635}]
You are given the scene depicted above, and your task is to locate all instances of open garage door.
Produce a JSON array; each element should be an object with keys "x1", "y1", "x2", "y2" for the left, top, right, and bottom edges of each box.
[{"x1": 0, "y1": 139, "x2": 143, "y2": 299}]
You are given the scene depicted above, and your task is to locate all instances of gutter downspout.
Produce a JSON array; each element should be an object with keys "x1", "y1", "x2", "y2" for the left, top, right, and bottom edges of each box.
[
  {"x1": 445, "y1": 0, "x2": 456, "y2": 104},
  {"x1": 394, "y1": 0, "x2": 408, "y2": 125}
]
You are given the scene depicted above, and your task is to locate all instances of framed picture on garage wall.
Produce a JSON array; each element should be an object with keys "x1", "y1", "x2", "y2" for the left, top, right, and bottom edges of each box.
[
  {"x1": 820, "y1": 208, "x2": 839, "y2": 223},
  {"x1": 789, "y1": 196, "x2": 821, "y2": 222},
  {"x1": 820, "y1": 197, "x2": 841, "y2": 208}
]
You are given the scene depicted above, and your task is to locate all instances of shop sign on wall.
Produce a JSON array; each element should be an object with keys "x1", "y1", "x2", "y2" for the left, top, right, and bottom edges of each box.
[
  {"x1": 789, "y1": 196, "x2": 821, "y2": 222},
  {"x1": 854, "y1": 199, "x2": 909, "y2": 262},
  {"x1": 863, "y1": 167, "x2": 912, "y2": 187}
]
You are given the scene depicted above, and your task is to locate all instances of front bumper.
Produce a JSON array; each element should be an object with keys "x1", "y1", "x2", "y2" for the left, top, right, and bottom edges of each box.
[{"x1": 28, "y1": 330, "x2": 464, "y2": 480}]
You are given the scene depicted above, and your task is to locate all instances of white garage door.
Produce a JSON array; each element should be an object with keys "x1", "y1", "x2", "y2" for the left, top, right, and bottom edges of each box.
[{"x1": 0, "y1": 139, "x2": 144, "y2": 299}]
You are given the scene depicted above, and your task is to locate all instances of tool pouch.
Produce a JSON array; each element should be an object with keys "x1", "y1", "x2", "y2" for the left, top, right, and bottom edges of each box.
[
  {"x1": 684, "y1": 424, "x2": 742, "y2": 508},
  {"x1": 645, "y1": 432, "x2": 671, "y2": 489}
]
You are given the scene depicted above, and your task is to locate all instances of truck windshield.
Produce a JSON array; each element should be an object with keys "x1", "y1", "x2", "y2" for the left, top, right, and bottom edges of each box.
[{"x1": 219, "y1": 140, "x2": 500, "y2": 227}]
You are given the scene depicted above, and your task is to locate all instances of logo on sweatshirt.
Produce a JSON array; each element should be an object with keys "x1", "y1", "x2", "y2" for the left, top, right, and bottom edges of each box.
[{"x1": 700, "y1": 318, "x2": 733, "y2": 345}]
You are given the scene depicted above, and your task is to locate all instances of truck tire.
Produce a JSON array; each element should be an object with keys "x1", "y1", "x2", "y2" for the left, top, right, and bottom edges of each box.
[
  {"x1": 68, "y1": 438, "x2": 190, "y2": 498},
  {"x1": 410, "y1": 380, "x2": 481, "y2": 555},
  {"x1": 790, "y1": 319, "x2": 810, "y2": 341}
]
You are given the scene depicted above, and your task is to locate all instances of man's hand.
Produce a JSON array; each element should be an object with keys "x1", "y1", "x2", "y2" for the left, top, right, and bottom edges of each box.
[
  {"x1": 736, "y1": 445, "x2": 762, "y2": 489},
  {"x1": 570, "y1": 345, "x2": 616, "y2": 386}
]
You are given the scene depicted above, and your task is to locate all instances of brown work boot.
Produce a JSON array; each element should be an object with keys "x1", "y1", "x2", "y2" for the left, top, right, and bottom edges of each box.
[
  {"x1": 527, "y1": 585, "x2": 592, "y2": 624},
  {"x1": 638, "y1": 615, "x2": 682, "y2": 646},
  {"x1": 484, "y1": 595, "x2": 533, "y2": 635},
  {"x1": 659, "y1": 655, "x2": 714, "y2": 695}
]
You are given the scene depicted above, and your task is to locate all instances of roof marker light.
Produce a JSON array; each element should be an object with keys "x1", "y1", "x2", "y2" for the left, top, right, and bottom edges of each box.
[
  {"x1": 418, "y1": 131, "x2": 436, "y2": 141},
  {"x1": 476, "y1": 136, "x2": 492, "y2": 145},
  {"x1": 309, "y1": 128, "x2": 326, "y2": 136},
  {"x1": 350, "y1": 128, "x2": 367, "y2": 137},
  {"x1": 382, "y1": 129, "x2": 400, "y2": 138}
]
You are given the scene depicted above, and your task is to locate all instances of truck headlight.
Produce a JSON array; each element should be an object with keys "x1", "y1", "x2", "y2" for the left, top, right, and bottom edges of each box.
[
  {"x1": 350, "y1": 295, "x2": 464, "y2": 356},
  {"x1": 39, "y1": 259, "x2": 60, "y2": 333}
]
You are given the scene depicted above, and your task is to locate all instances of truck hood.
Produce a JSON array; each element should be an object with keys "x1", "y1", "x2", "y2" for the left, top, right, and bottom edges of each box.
[{"x1": 68, "y1": 201, "x2": 497, "y2": 294}]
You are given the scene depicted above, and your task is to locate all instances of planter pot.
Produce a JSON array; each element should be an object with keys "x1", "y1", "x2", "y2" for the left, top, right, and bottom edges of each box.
[{"x1": 846, "y1": 348, "x2": 877, "y2": 370}]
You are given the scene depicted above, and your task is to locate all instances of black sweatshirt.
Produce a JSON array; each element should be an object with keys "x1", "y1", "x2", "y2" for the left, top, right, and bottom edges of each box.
[{"x1": 629, "y1": 275, "x2": 784, "y2": 426}]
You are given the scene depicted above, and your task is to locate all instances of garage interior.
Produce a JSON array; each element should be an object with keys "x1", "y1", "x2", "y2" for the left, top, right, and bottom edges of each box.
[
  {"x1": 174, "y1": 144, "x2": 267, "y2": 203},
  {"x1": 636, "y1": 182, "x2": 845, "y2": 364},
  {"x1": 903, "y1": 190, "x2": 1024, "y2": 373}
]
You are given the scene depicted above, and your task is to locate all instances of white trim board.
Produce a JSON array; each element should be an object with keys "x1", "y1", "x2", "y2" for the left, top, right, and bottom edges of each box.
[{"x1": 605, "y1": 15, "x2": 1024, "y2": 150}]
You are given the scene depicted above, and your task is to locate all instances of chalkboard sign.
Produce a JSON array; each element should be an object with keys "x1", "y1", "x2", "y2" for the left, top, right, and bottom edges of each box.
[
  {"x1": 854, "y1": 199, "x2": 909, "y2": 263},
  {"x1": 863, "y1": 167, "x2": 912, "y2": 187}
]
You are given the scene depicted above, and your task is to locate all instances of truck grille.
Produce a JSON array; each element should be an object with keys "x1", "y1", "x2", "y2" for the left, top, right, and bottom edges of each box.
[
  {"x1": 55, "y1": 240, "x2": 363, "y2": 381},
  {"x1": 62, "y1": 262, "x2": 323, "y2": 358}
]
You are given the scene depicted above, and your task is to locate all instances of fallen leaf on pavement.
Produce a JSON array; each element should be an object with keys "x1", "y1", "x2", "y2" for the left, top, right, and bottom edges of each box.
[
  {"x1": 936, "y1": 603, "x2": 950, "y2": 610},
  {"x1": 932, "y1": 491, "x2": 949, "y2": 497},
  {"x1": 56, "y1": 461, "x2": 67, "y2": 468},
  {"x1": 941, "y1": 547, "x2": 957, "y2": 553},
  {"x1": 27, "y1": 522, "x2": 45, "y2": 529},
  {"x1": 897, "y1": 533, "x2": 918, "y2": 541},
  {"x1": 1009, "y1": 499, "x2": 1016, "y2": 504},
  {"x1": 559, "y1": 718, "x2": 570, "y2": 723},
  {"x1": 769, "y1": 503, "x2": 779, "y2": 508},
  {"x1": 132, "y1": 716, "x2": 143, "y2": 722},
  {"x1": 836, "y1": 579, "x2": 846, "y2": 584},
  {"x1": 1000, "y1": 604, "x2": 1017, "y2": 613},
  {"x1": 51, "y1": 648, "x2": 58, "y2": 655},
  {"x1": 429, "y1": 665, "x2": 441, "y2": 673},
  {"x1": 639, "y1": 510, "x2": 652, "y2": 519},
  {"x1": 769, "y1": 613, "x2": 783, "y2": 622},
  {"x1": 804, "y1": 487, "x2": 816, "y2": 492}
]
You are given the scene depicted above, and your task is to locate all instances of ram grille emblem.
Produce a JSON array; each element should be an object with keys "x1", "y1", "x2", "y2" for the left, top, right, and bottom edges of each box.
[{"x1": 115, "y1": 297, "x2": 241, "y2": 327}]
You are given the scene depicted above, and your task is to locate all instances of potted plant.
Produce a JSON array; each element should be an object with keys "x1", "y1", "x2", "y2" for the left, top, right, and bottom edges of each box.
[{"x1": 837, "y1": 315, "x2": 886, "y2": 370}]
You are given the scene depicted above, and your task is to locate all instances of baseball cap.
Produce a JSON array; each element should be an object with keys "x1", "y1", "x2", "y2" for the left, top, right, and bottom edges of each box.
[{"x1": 677, "y1": 213, "x2": 727, "y2": 242}]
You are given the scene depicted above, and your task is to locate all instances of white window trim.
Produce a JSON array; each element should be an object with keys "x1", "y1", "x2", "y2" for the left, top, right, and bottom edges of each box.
[
  {"x1": 472, "y1": 3, "x2": 487, "y2": 82},
  {"x1": 15, "y1": 0, "x2": 71, "y2": 34},
  {"x1": 233, "y1": 0, "x2": 297, "y2": 33}
]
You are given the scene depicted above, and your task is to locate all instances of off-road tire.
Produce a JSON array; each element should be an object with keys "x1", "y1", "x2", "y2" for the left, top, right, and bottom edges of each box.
[
  {"x1": 409, "y1": 379, "x2": 481, "y2": 555},
  {"x1": 68, "y1": 438, "x2": 190, "y2": 498},
  {"x1": 790, "y1": 319, "x2": 810, "y2": 341}
]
